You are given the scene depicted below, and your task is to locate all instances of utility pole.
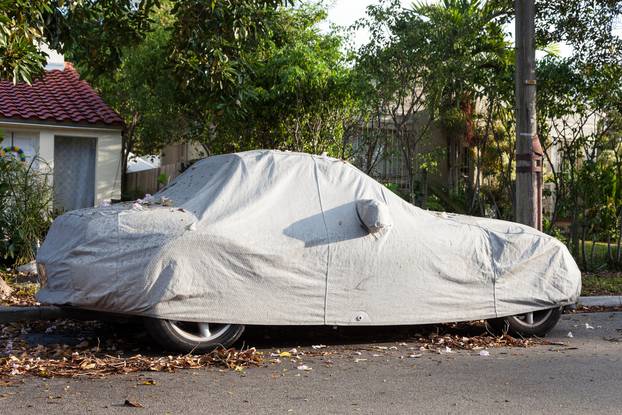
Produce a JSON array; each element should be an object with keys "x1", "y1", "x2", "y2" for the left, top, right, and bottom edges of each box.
[{"x1": 515, "y1": 0, "x2": 542, "y2": 230}]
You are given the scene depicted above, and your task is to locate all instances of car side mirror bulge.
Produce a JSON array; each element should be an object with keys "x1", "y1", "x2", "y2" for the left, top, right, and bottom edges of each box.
[{"x1": 356, "y1": 199, "x2": 393, "y2": 234}]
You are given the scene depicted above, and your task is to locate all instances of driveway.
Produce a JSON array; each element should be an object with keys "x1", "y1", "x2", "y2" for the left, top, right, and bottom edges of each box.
[{"x1": 1, "y1": 312, "x2": 621, "y2": 414}]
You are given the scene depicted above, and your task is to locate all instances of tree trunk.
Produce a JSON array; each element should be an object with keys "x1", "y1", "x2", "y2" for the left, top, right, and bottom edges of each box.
[
  {"x1": 121, "y1": 112, "x2": 140, "y2": 198},
  {"x1": 515, "y1": 0, "x2": 540, "y2": 230}
]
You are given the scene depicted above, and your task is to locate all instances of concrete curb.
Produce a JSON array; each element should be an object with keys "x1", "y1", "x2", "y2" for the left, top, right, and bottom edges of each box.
[
  {"x1": 0, "y1": 306, "x2": 66, "y2": 323},
  {"x1": 578, "y1": 296, "x2": 622, "y2": 307}
]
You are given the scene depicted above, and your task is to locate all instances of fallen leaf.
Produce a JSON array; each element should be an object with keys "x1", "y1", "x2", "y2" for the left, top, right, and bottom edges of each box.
[{"x1": 124, "y1": 400, "x2": 144, "y2": 408}]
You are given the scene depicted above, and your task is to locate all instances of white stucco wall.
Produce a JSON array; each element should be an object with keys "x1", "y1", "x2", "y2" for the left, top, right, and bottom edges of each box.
[{"x1": 0, "y1": 122, "x2": 123, "y2": 206}]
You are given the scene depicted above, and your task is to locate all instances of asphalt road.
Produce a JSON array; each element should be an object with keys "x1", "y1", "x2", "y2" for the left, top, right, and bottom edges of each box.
[{"x1": 1, "y1": 312, "x2": 621, "y2": 415}]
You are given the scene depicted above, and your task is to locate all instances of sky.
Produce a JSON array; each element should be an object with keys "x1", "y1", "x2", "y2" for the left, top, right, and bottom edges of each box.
[
  {"x1": 318, "y1": 0, "x2": 586, "y2": 58},
  {"x1": 319, "y1": 0, "x2": 414, "y2": 48}
]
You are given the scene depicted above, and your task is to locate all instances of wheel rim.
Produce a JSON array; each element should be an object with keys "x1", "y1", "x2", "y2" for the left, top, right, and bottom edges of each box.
[
  {"x1": 509, "y1": 309, "x2": 554, "y2": 328},
  {"x1": 169, "y1": 321, "x2": 231, "y2": 342}
]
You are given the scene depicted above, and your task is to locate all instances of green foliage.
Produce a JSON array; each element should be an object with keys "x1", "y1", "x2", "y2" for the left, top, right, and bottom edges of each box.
[
  {"x1": 353, "y1": 0, "x2": 441, "y2": 202},
  {"x1": 167, "y1": 0, "x2": 293, "y2": 153},
  {"x1": 0, "y1": 157, "x2": 53, "y2": 265},
  {"x1": 0, "y1": 0, "x2": 154, "y2": 83},
  {"x1": 581, "y1": 272, "x2": 622, "y2": 295},
  {"x1": 0, "y1": 0, "x2": 50, "y2": 83},
  {"x1": 353, "y1": 0, "x2": 513, "y2": 208},
  {"x1": 535, "y1": 0, "x2": 622, "y2": 66},
  {"x1": 413, "y1": 0, "x2": 513, "y2": 124},
  {"x1": 157, "y1": 172, "x2": 168, "y2": 186},
  {"x1": 217, "y1": 4, "x2": 362, "y2": 156},
  {"x1": 94, "y1": 2, "x2": 361, "y2": 159},
  {"x1": 89, "y1": 4, "x2": 181, "y2": 157}
]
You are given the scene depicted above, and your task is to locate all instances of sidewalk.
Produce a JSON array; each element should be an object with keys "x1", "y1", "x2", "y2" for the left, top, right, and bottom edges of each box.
[{"x1": 578, "y1": 295, "x2": 622, "y2": 307}]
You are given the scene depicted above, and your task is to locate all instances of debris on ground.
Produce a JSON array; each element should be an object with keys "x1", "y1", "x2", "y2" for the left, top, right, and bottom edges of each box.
[
  {"x1": 0, "y1": 317, "x2": 262, "y2": 378},
  {"x1": 0, "y1": 317, "x2": 564, "y2": 379},
  {"x1": 0, "y1": 271, "x2": 597, "y2": 380},
  {"x1": 0, "y1": 269, "x2": 39, "y2": 307},
  {"x1": 0, "y1": 342, "x2": 262, "y2": 379},
  {"x1": 571, "y1": 304, "x2": 622, "y2": 313},
  {"x1": 124, "y1": 399, "x2": 145, "y2": 408},
  {"x1": 0, "y1": 278, "x2": 11, "y2": 299}
]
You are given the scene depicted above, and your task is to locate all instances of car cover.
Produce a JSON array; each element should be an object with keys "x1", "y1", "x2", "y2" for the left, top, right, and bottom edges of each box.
[{"x1": 36, "y1": 150, "x2": 581, "y2": 325}]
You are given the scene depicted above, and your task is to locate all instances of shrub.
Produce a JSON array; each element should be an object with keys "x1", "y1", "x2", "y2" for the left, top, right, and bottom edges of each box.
[{"x1": 0, "y1": 157, "x2": 53, "y2": 265}]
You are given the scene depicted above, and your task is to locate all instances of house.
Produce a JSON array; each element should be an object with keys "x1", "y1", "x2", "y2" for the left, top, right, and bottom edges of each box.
[{"x1": 0, "y1": 61, "x2": 123, "y2": 212}]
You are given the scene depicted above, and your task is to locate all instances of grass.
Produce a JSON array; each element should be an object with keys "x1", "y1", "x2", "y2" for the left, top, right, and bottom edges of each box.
[
  {"x1": 571, "y1": 240, "x2": 622, "y2": 273},
  {"x1": 582, "y1": 272, "x2": 622, "y2": 296}
]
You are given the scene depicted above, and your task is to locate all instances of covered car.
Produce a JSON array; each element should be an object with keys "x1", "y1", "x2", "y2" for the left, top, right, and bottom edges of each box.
[{"x1": 36, "y1": 150, "x2": 581, "y2": 352}]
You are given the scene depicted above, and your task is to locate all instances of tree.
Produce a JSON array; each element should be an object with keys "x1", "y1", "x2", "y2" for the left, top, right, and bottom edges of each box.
[
  {"x1": 217, "y1": 4, "x2": 363, "y2": 157},
  {"x1": 537, "y1": 57, "x2": 622, "y2": 266},
  {"x1": 354, "y1": 0, "x2": 441, "y2": 204},
  {"x1": 86, "y1": 4, "x2": 183, "y2": 194},
  {"x1": 535, "y1": 0, "x2": 622, "y2": 66},
  {"x1": 413, "y1": 0, "x2": 513, "y2": 211},
  {"x1": 167, "y1": 0, "x2": 293, "y2": 155},
  {"x1": 92, "y1": 2, "x2": 358, "y2": 165},
  {"x1": 354, "y1": 0, "x2": 513, "y2": 208},
  {"x1": 0, "y1": 0, "x2": 154, "y2": 83}
]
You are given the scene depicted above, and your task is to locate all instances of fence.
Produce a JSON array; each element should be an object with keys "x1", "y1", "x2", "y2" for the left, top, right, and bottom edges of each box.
[{"x1": 124, "y1": 162, "x2": 184, "y2": 197}]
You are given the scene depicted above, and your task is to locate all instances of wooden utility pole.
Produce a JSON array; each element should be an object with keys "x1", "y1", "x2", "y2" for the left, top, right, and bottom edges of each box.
[{"x1": 515, "y1": 0, "x2": 542, "y2": 230}]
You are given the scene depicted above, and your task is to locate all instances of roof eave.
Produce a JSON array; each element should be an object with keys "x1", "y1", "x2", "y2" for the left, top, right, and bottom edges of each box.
[{"x1": 0, "y1": 118, "x2": 124, "y2": 132}]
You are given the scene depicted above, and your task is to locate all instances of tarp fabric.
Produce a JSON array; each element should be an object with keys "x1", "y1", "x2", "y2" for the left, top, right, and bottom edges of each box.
[{"x1": 36, "y1": 150, "x2": 581, "y2": 325}]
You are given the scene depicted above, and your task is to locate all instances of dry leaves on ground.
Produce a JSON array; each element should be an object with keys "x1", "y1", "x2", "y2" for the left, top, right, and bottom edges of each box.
[
  {"x1": 571, "y1": 305, "x2": 622, "y2": 313},
  {"x1": 0, "y1": 345, "x2": 262, "y2": 379},
  {"x1": 1, "y1": 318, "x2": 262, "y2": 379},
  {"x1": 0, "y1": 270, "x2": 39, "y2": 307},
  {"x1": 0, "y1": 312, "x2": 582, "y2": 379}
]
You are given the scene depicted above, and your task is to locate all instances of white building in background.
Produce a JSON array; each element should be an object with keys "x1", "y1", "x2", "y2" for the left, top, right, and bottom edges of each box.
[{"x1": 0, "y1": 51, "x2": 123, "y2": 211}]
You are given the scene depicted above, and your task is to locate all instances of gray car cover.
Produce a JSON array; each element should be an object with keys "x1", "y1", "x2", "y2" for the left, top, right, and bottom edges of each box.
[{"x1": 36, "y1": 150, "x2": 581, "y2": 325}]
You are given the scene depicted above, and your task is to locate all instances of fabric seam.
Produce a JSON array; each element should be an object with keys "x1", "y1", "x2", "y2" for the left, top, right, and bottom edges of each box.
[
  {"x1": 313, "y1": 156, "x2": 331, "y2": 325},
  {"x1": 482, "y1": 228, "x2": 499, "y2": 317}
]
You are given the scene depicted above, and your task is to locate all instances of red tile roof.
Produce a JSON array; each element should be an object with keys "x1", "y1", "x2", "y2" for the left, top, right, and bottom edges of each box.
[{"x1": 0, "y1": 62, "x2": 123, "y2": 127}]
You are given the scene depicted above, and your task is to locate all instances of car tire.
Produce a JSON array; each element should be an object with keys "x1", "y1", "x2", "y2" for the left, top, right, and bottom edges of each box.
[
  {"x1": 486, "y1": 307, "x2": 562, "y2": 337},
  {"x1": 144, "y1": 318, "x2": 245, "y2": 353}
]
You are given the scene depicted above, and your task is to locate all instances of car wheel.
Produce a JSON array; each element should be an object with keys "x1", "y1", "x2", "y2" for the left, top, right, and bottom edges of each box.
[
  {"x1": 486, "y1": 307, "x2": 562, "y2": 337},
  {"x1": 144, "y1": 318, "x2": 245, "y2": 353}
]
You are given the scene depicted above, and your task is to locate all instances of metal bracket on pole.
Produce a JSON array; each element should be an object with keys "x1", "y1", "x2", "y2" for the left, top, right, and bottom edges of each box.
[{"x1": 516, "y1": 134, "x2": 543, "y2": 173}]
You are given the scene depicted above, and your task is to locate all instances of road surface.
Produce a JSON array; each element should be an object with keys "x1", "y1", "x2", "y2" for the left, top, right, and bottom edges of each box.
[{"x1": 1, "y1": 312, "x2": 621, "y2": 414}]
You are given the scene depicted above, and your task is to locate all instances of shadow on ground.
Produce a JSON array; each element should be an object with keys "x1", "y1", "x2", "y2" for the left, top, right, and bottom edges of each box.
[{"x1": 15, "y1": 318, "x2": 496, "y2": 354}]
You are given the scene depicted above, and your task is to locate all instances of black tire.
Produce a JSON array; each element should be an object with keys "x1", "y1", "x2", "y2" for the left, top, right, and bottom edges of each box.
[
  {"x1": 144, "y1": 318, "x2": 245, "y2": 353},
  {"x1": 486, "y1": 307, "x2": 562, "y2": 337}
]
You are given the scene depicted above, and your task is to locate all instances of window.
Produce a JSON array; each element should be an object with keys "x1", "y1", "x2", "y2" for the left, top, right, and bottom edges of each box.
[{"x1": 1, "y1": 131, "x2": 40, "y2": 164}]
